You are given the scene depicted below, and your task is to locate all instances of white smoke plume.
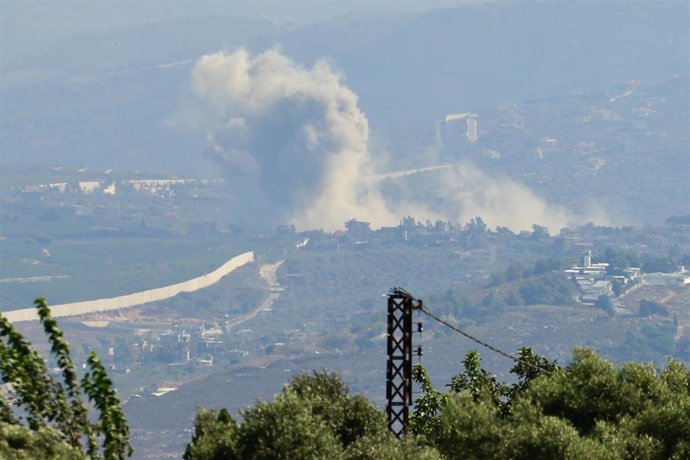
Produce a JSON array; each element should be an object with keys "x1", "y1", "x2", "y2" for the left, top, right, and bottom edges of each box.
[
  {"x1": 190, "y1": 49, "x2": 396, "y2": 230},
  {"x1": 436, "y1": 162, "x2": 572, "y2": 232},
  {"x1": 189, "y1": 49, "x2": 576, "y2": 233}
]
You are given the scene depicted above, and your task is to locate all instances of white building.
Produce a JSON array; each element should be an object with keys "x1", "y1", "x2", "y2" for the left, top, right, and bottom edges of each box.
[{"x1": 78, "y1": 181, "x2": 101, "y2": 193}]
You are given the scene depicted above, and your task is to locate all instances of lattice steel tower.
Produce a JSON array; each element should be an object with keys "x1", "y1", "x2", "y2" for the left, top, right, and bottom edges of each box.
[{"x1": 386, "y1": 288, "x2": 418, "y2": 438}]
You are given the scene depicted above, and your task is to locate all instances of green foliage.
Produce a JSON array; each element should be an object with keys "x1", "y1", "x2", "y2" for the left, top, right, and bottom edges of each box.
[
  {"x1": 184, "y1": 371, "x2": 415, "y2": 460},
  {"x1": 433, "y1": 286, "x2": 490, "y2": 320},
  {"x1": 0, "y1": 422, "x2": 85, "y2": 459},
  {"x1": 412, "y1": 348, "x2": 556, "y2": 435},
  {"x1": 611, "y1": 277, "x2": 632, "y2": 296},
  {"x1": 595, "y1": 294, "x2": 614, "y2": 315},
  {"x1": 486, "y1": 259, "x2": 577, "y2": 307},
  {"x1": 464, "y1": 217, "x2": 488, "y2": 235},
  {"x1": 410, "y1": 365, "x2": 448, "y2": 440},
  {"x1": 343, "y1": 432, "x2": 440, "y2": 459},
  {"x1": 603, "y1": 247, "x2": 641, "y2": 276},
  {"x1": 412, "y1": 348, "x2": 690, "y2": 459},
  {"x1": 638, "y1": 300, "x2": 669, "y2": 317},
  {"x1": 0, "y1": 298, "x2": 132, "y2": 459},
  {"x1": 641, "y1": 254, "x2": 676, "y2": 273},
  {"x1": 448, "y1": 351, "x2": 509, "y2": 408},
  {"x1": 613, "y1": 321, "x2": 682, "y2": 363},
  {"x1": 489, "y1": 257, "x2": 569, "y2": 287},
  {"x1": 184, "y1": 408, "x2": 237, "y2": 460},
  {"x1": 81, "y1": 353, "x2": 132, "y2": 459},
  {"x1": 237, "y1": 392, "x2": 344, "y2": 459},
  {"x1": 505, "y1": 347, "x2": 560, "y2": 403},
  {"x1": 518, "y1": 272, "x2": 577, "y2": 305}
]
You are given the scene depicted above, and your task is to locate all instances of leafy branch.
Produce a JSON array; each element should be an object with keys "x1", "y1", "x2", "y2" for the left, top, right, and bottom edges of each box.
[{"x1": 0, "y1": 298, "x2": 132, "y2": 459}]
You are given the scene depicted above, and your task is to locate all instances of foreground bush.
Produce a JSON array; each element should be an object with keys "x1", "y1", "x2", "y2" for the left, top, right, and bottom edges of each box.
[
  {"x1": 0, "y1": 298, "x2": 131, "y2": 459},
  {"x1": 413, "y1": 348, "x2": 690, "y2": 460},
  {"x1": 184, "y1": 371, "x2": 438, "y2": 459}
]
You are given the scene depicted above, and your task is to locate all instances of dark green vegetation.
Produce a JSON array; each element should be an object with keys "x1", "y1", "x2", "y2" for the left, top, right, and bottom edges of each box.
[
  {"x1": 180, "y1": 349, "x2": 690, "y2": 459},
  {"x1": 183, "y1": 371, "x2": 435, "y2": 459},
  {"x1": 639, "y1": 300, "x2": 669, "y2": 317},
  {"x1": 410, "y1": 349, "x2": 690, "y2": 459},
  {"x1": 0, "y1": 299, "x2": 131, "y2": 459}
]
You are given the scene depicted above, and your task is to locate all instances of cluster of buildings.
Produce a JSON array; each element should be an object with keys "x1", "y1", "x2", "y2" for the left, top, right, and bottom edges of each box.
[
  {"x1": 565, "y1": 250, "x2": 689, "y2": 305},
  {"x1": 21, "y1": 180, "x2": 116, "y2": 195},
  {"x1": 99, "y1": 321, "x2": 237, "y2": 376},
  {"x1": 17, "y1": 177, "x2": 219, "y2": 198}
]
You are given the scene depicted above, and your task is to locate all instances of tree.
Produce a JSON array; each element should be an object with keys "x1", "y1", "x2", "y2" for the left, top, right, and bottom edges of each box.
[
  {"x1": 603, "y1": 247, "x2": 642, "y2": 276},
  {"x1": 184, "y1": 408, "x2": 237, "y2": 460},
  {"x1": 641, "y1": 255, "x2": 676, "y2": 273},
  {"x1": 0, "y1": 298, "x2": 132, "y2": 459},
  {"x1": 518, "y1": 272, "x2": 577, "y2": 305},
  {"x1": 530, "y1": 224, "x2": 550, "y2": 240},
  {"x1": 464, "y1": 217, "x2": 487, "y2": 235},
  {"x1": 411, "y1": 348, "x2": 690, "y2": 459},
  {"x1": 0, "y1": 423, "x2": 85, "y2": 459},
  {"x1": 505, "y1": 262, "x2": 529, "y2": 282},
  {"x1": 184, "y1": 371, "x2": 436, "y2": 459},
  {"x1": 639, "y1": 300, "x2": 669, "y2": 317},
  {"x1": 595, "y1": 294, "x2": 614, "y2": 316}
]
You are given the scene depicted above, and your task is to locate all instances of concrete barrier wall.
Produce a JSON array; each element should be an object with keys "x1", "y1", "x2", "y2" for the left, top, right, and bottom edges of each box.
[{"x1": 2, "y1": 251, "x2": 255, "y2": 323}]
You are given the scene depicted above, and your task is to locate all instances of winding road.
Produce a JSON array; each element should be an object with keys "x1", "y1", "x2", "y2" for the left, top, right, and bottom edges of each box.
[{"x1": 226, "y1": 260, "x2": 284, "y2": 329}]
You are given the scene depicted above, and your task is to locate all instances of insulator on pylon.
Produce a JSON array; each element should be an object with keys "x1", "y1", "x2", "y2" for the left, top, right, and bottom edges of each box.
[
  {"x1": 416, "y1": 322, "x2": 423, "y2": 333},
  {"x1": 416, "y1": 346, "x2": 423, "y2": 357}
]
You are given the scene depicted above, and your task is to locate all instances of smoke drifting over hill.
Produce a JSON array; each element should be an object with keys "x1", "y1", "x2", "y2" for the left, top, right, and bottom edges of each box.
[{"x1": 190, "y1": 49, "x2": 574, "y2": 232}]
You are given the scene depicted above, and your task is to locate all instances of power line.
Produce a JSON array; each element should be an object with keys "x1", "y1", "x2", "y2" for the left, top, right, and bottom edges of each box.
[
  {"x1": 418, "y1": 306, "x2": 552, "y2": 374},
  {"x1": 386, "y1": 287, "x2": 553, "y2": 438},
  {"x1": 390, "y1": 288, "x2": 553, "y2": 374}
]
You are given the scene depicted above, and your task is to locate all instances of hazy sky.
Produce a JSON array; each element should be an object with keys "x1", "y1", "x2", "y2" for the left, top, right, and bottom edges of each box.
[{"x1": 0, "y1": 0, "x2": 481, "y2": 62}]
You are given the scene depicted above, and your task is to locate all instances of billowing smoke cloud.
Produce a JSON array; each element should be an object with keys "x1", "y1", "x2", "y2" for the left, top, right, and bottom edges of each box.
[
  {"x1": 189, "y1": 49, "x2": 578, "y2": 233},
  {"x1": 375, "y1": 161, "x2": 573, "y2": 233},
  {"x1": 190, "y1": 49, "x2": 396, "y2": 230},
  {"x1": 437, "y1": 162, "x2": 572, "y2": 231}
]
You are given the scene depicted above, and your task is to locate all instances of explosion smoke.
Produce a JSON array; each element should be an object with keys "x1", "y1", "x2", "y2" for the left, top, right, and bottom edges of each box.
[
  {"x1": 189, "y1": 49, "x2": 576, "y2": 233},
  {"x1": 191, "y1": 49, "x2": 395, "y2": 230}
]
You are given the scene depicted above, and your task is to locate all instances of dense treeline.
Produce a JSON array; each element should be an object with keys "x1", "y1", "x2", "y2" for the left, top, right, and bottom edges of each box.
[
  {"x1": 183, "y1": 371, "x2": 436, "y2": 459},
  {"x1": 411, "y1": 349, "x2": 689, "y2": 459}
]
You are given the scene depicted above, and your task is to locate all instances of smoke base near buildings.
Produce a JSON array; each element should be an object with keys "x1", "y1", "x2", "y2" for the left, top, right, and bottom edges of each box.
[{"x1": 188, "y1": 49, "x2": 595, "y2": 234}]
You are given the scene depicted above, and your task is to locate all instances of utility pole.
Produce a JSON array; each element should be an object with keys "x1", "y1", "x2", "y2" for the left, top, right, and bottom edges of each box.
[{"x1": 386, "y1": 288, "x2": 417, "y2": 438}]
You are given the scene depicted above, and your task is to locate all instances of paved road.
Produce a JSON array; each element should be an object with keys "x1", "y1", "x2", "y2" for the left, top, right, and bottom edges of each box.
[{"x1": 227, "y1": 260, "x2": 284, "y2": 329}]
